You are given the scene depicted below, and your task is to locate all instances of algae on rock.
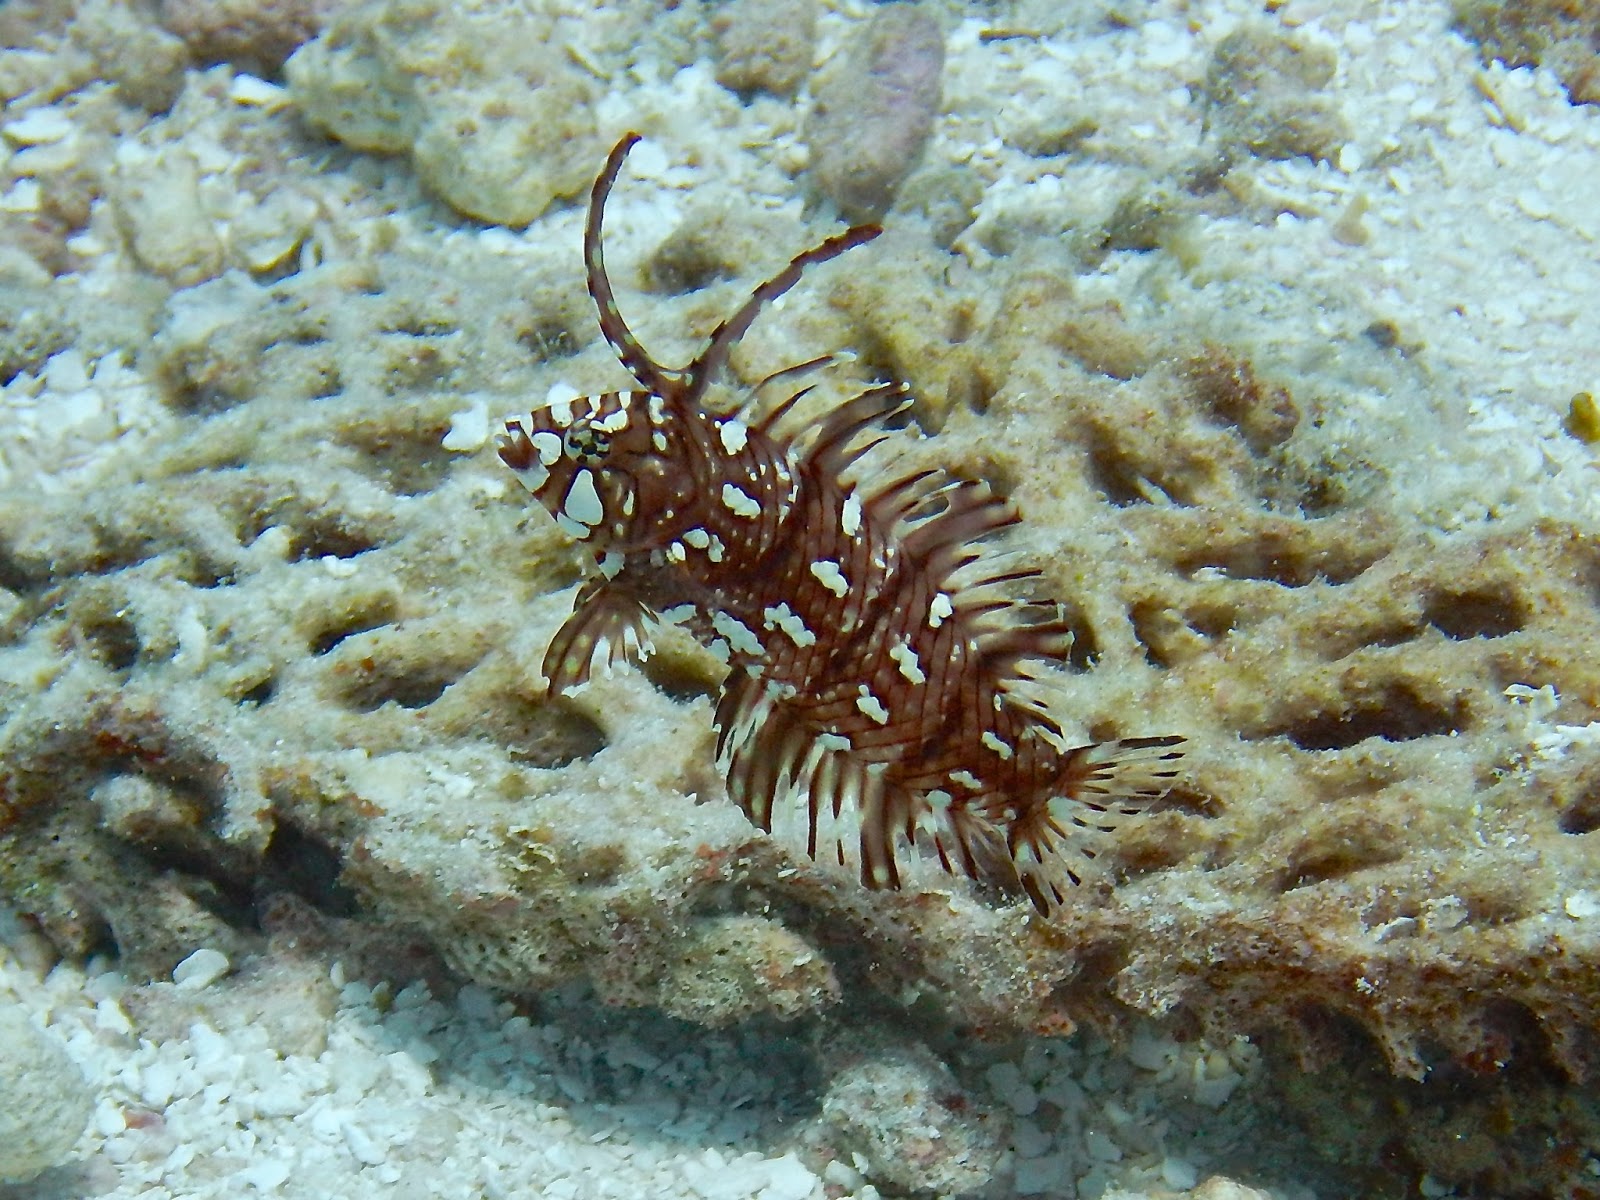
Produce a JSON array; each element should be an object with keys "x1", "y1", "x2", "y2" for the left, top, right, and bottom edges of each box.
[{"x1": 285, "y1": 0, "x2": 598, "y2": 226}]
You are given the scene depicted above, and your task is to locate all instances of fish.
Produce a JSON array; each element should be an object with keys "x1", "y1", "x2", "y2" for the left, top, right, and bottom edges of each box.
[{"x1": 497, "y1": 133, "x2": 1183, "y2": 913}]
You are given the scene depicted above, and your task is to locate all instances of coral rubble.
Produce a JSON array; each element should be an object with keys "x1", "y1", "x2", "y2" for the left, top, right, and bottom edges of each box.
[{"x1": 1199, "y1": 24, "x2": 1349, "y2": 163}]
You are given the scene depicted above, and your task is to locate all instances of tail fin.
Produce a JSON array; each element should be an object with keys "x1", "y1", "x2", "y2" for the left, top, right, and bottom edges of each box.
[{"x1": 1005, "y1": 735, "x2": 1186, "y2": 914}]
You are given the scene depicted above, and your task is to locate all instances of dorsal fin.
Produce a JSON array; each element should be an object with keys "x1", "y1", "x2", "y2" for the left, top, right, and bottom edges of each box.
[
  {"x1": 896, "y1": 481, "x2": 1019, "y2": 580},
  {"x1": 584, "y1": 133, "x2": 686, "y2": 399},
  {"x1": 798, "y1": 382, "x2": 913, "y2": 476},
  {"x1": 583, "y1": 133, "x2": 881, "y2": 408},
  {"x1": 685, "y1": 228, "x2": 882, "y2": 405}
]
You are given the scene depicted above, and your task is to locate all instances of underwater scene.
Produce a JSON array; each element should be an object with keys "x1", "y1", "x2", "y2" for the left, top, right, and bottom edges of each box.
[{"x1": 2, "y1": 0, "x2": 1599, "y2": 1197}]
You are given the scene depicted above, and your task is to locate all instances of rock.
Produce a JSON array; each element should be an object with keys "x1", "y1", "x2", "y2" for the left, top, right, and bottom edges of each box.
[
  {"x1": 285, "y1": 0, "x2": 598, "y2": 226},
  {"x1": 1199, "y1": 24, "x2": 1348, "y2": 163},
  {"x1": 805, "y1": 3, "x2": 944, "y2": 221},
  {"x1": 713, "y1": 0, "x2": 818, "y2": 99},
  {"x1": 0, "y1": 1006, "x2": 92, "y2": 1184}
]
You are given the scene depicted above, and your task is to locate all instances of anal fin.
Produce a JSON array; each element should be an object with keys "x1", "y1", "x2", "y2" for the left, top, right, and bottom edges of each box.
[{"x1": 715, "y1": 676, "x2": 900, "y2": 888}]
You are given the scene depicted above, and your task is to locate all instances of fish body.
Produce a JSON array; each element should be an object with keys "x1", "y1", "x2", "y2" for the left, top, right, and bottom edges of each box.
[{"x1": 498, "y1": 134, "x2": 1182, "y2": 912}]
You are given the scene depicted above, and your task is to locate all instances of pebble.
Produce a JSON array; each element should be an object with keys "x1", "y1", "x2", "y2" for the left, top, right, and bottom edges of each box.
[{"x1": 172, "y1": 947, "x2": 231, "y2": 990}]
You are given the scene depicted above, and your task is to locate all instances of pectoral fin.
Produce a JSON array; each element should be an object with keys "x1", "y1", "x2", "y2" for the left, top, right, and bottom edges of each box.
[{"x1": 542, "y1": 580, "x2": 655, "y2": 694}]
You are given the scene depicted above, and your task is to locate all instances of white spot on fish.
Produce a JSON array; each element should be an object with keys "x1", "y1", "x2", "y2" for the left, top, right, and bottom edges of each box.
[
  {"x1": 855, "y1": 686, "x2": 890, "y2": 725},
  {"x1": 707, "y1": 534, "x2": 726, "y2": 563},
  {"x1": 531, "y1": 430, "x2": 562, "y2": 465},
  {"x1": 929, "y1": 592, "x2": 954, "y2": 629},
  {"x1": 653, "y1": 431, "x2": 669, "y2": 453},
  {"x1": 599, "y1": 551, "x2": 624, "y2": 579},
  {"x1": 683, "y1": 527, "x2": 710, "y2": 548},
  {"x1": 556, "y1": 513, "x2": 591, "y2": 539},
  {"x1": 950, "y1": 769, "x2": 983, "y2": 791},
  {"x1": 817, "y1": 732, "x2": 852, "y2": 754},
  {"x1": 509, "y1": 460, "x2": 549, "y2": 493},
  {"x1": 596, "y1": 402, "x2": 632, "y2": 433},
  {"x1": 562, "y1": 468, "x2": 604, "y2": 527},
  {"x1": 660, "y1": 604, "x2": 696, "y2": 626},
  {"x1": 666, "y1": 541, "x2": 687, "y2": 563},
  {"x1": 809, "y1": 560, "x2": 849, "y2": 598},
  {"x1": 711, "y1": 610, "x2": 764, "y2": 658},
  {"x1": 761, "y1": 602, "x2": 817, "y2": 647},
  {"x1": 718, "y1": 419, "x2": 749, "y2": 454},
  {"x1": 981, "y1": 730, "x2": 1014, "y2": 760},
  {"x1": 841, "y1": 493, "x2": 863, "y2": 538},
  {"x1": 889, "y1": 639, "x2": 925, "y2": 685},
  {"x1": 721, "y1": 483, "x2": 761, "y2": 519},
  {"x1": 621, "y1": 490, "x2": 635, "y2": 517},
  {"x1": 548, "y1": 396, "x2": 575, "y2": 428}
]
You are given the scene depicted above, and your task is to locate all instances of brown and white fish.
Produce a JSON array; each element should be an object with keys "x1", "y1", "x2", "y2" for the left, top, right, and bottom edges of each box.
[{"x1": 497, "y1": 134, "x2": 1183, "y2": 913}]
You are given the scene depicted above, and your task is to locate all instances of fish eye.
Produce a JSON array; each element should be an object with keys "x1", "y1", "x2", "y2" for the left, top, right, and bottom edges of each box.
[{"x1": 563, "y1": 422, "x2": 610, "y2": 465}]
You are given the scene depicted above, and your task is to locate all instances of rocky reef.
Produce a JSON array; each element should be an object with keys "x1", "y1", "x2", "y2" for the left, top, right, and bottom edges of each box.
[{"x1": 2, "y1": 0, "x2": 1599, "y2": 1195}]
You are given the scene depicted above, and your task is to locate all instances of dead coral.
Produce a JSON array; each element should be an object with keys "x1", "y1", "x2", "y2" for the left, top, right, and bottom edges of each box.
[
  {"x1": 159, "y1": 0, "x2": 349, "y2": 78},
  {"x1": 659, "y1": 914, "x2": 839, "y2": 1026},
  {"x1": 12, "y1": 197, "x2": 1585, "y2": 1119},
  {"x1": 284, "y1": 0, "x2": 599, "y2": 226},
  {"x1": 1, "y1": 0, "x2": 191, "y2": 114},
  {"x1": 0, "y1": 1006, "x2": 93, "y2": 1185},
  {"x1": 1180, "y1": 346, "x2": 1300, "y2": 455},
  {"x1": 77, "y1": 3, "x2": 193, "y2": 111},
  {"x1": 113, "y1": 145, "x2": 226, "y2": 287},
  {"x1": 1453, "y1": 0, "x2": 1600, "y2": 106},
  {"x1": 1272, "y1": 1031, "x2": 1600, "y2": 1198},
  {"x1": 713, "y1": 0, "x2": 818, "y2": 99},
  {"x1": 824, "y1": 230, "x2": 988, "y2": 428},
  {"x1": 801, "y1": 1028, "x2": 1009, "y2": 1197},
  {"x1": 1199, "y1": 24, "x2": 1349, "y2": 163},
  {"x1": 0, "y1": 281, "x2": 74, "y2": 382},
  {"x1": 105, "y1": 71, "x2": 328, "y2": 286},
  {"x1": 639, "y1": 200, "x2": 789, "y2": 297}
]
